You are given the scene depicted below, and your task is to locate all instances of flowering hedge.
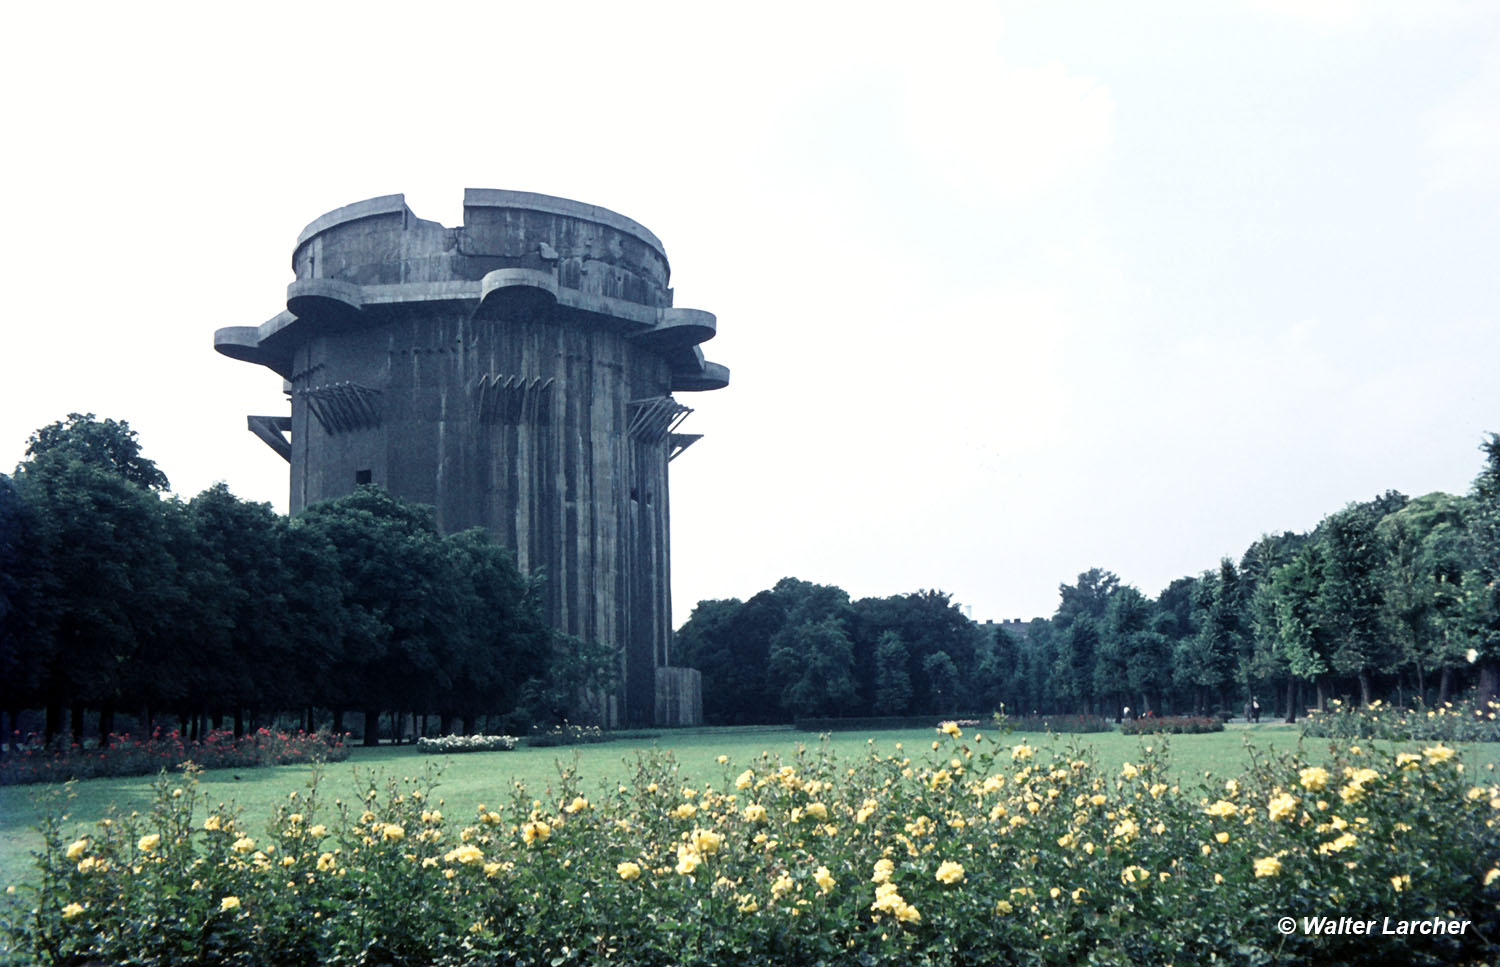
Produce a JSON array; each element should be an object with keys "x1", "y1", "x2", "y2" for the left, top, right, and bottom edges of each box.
[
  {"x1": 1302, "y1": 698, "x2": 1500, "y2": 743},
  {"x1": 524, "y1": 724, "x2": 609, "y2": 748},
  {"x1": 415, "y1": 735, "x2": 518, "y2": 755},
  {"x1": 1120, "y1": 715, "x2": 1226, "y2": 735},
  {"x1": 0, "y1": 729, "x2": 350, "y2": 786},
  {"x1": 3, "y1": 726, "x2": 1497, "y2": 965}
]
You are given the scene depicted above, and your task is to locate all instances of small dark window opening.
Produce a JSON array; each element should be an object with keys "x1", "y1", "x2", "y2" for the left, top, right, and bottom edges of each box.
[
  {"x1": 644, "y1": 491, "x2": 653, "y2": 505},
  {"x1": 630, "y1": 487, "x2": 639, "y2": 502},
  {"x1": 308, "y1": 255, "x2": 315, "y2": 278},
  {"x1": 356, "y1": 470, "x2": 372, "y2": 485}
]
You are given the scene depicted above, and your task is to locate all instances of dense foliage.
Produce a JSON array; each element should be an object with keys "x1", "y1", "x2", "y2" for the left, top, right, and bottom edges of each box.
[
  {"x1": 0, "y1": 415, "x2": 554, "y2": 751},
  {"x1": 678, "y1": 435, "x2": 1500, "y2": 723},
  {"x1": 3, "y1": 727, "x2": 1496, "y2": 966}
]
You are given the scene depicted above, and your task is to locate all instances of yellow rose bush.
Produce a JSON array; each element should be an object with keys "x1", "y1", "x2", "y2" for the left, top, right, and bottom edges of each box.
[
  {"x1": 1302, "y1": 697, "x2": 1500, "y2": 742},
  {"x1": 3, "y1": 733, "x2": 1497, "y2": 965}
]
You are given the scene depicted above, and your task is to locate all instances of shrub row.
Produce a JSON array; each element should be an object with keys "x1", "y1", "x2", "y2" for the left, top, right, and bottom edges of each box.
[
  {"x1": 7, "y1": 727, "x2": 1495, "y2": 965},
  {"x1": 793, "y1": 716, "x2": 984, "y2": 733},
  {"x1": 1120, "y1": 715, "x2": 1226, "y2": 735},
  {"x1": 999, "y1": 713, "x2": 1115, "y2": 734},
  {"x1": 522, "y1": 723, "x2": 609, "y2": 748},
  {"x1": 414, "y1": 735, "x2": 518, "y2": 755},
  {"x1": 0, "y1": 729, "x2": 349, "y2": 786},
  {"x1": 1301, "y1": 698, "x2": 1500, "y2": 742}
]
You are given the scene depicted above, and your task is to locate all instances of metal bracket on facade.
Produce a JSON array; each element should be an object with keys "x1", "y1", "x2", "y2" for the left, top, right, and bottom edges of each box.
[
  {"x1": 472, "y1": 374, "x2": 555, "y2": 424},
  {"x1": 668, "y1": 433, "x2": 702, "y2": 462},
  {"x1": 247, "y1": 414, "x2": 292, "y2": 462},
  {"x1": 627, "y1": 396, "x2": 692, "y2": 444},
  {"x1": 297, "y1": 382, "x2": 383, "y2": 434}
]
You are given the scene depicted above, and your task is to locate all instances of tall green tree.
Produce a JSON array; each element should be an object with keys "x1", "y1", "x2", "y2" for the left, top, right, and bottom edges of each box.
[
  {"x1": 872, "y1": 631, "x2": 913, "y2": 714},
  {"x1": 1318, "y1": 501, "x2": 1399, "y2": 705},
  {"x1": 768, "y1": 615, "x2": 857, "y2": 717},
  {"x1": 24, "y1": 413, "x2": 169, "y2": 492},
  {"x1": 296, "y1": 486, "x2": 461, "y2": 744}
]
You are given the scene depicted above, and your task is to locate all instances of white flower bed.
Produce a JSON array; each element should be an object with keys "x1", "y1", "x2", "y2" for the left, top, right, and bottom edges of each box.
[{"x1": 415, "y1": 734, "x2": 518, "y2": 754}]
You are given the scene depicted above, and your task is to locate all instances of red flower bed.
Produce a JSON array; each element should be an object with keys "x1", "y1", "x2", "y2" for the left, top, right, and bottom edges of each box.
[{"x1": 0, "y1": 728, "x2": 350, "y2": 785}]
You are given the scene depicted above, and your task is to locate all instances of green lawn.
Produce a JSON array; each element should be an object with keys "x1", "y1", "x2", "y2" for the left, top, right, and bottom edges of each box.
[{"x1": 4, "y1": 722, "x2": 1495, "y2": 888}]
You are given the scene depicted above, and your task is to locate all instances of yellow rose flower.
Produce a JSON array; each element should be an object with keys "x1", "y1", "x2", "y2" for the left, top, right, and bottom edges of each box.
[
  {"x1": 1204, "y1": 800, "x2": 1237, "y2": 818},
  {"x1": 137, "y1": 834, "x2": 161, "y2": 853},
  {"x1": 1423, "y1": 744, "x2": 1457, "y2": 764},
  {"x1": 220, "y1": 896, "x2": 241, "y2": 912},
  {"x1": 1121, "y1": 762, "x2": 1139, "y2": 779},
  {"x1": 1299, "y1": 766, "x2": 1329, "y2": 791},
  {"x1": 675, "y1": 844, "x2": 702, "y2": 876},
  {"x1": 1120, "y1": 865, "x2": 1149, "y2": 887},
  {"x1": 521, "y1": 821, "x2": 550, "y2": 845},
  {"x1": 935, "y1": 860, "x2": 965, "y2": 885},
  {"x1": 736, "y1": 770, "x2": 755, "y2": 790},
  {"x1": 617, "y1": 861, "x2": 642, "y2": 881},
  {"x1": 445, "y1": 844, "x2": 484, "y2": 865},
  {"x1": 1253, "y1": 856, "x2": 1282, "y2": 878},
  {"x1": 814, "y1": 866, "x2": 835, "y2": 893},
  {"x1": 743, "y1": 803, "x2": 767, "y2": 823},
  {"x1": 381, "y1": 824, "x2": 405, "y2": 843},
  {"x1": 940, "y1": 721, "x2": 961, "y2": 737},
  {"x1": 65, "y1": 839, "x2": 89, "y2": 861},
  {"x1": 61, "y1": 902, "x2": 85, "y2": 920},
  {"x1": 872, "y1": 858, "x2": 895, "y2": 883},
  {"x1": 1267, "y1": 792, "x2": 1299, "y2": 822},
  {"x1": 693, "y1": 829, "x2": 722, "y2": 855}
]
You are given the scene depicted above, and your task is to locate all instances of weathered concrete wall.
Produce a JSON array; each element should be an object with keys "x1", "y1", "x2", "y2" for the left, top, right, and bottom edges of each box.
[
  {"x1": 216, "y1": 190, "x2": 725, "y2": 727},
  {"x1": 655, "y1": 666, "x2": 703, "y2": 727}
]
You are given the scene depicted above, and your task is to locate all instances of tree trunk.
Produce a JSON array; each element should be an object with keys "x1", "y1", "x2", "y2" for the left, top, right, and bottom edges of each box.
[
  {"x1": 99, "y1": 701, "x2": 115, "y2": 747},
  {"x1": 1477, "y1": 660, "x2": 1499, "y2": 709},
  {"x1": 332, "y1": 708, "x2": 345, "y2": 736},
  {"x1": 233, "y1": 708, "x2": 245, "y2": 739},
  {"x1": 45, "y1": 701, "x2": 63, "y2": 744},
  {"x1": 363, "y1": 709, "x2": 380, "y2": 746},
  {"x1": 1438, "y1": 666, "x2": 1454, "y2": 704},
  {"x1": 71, "y1": 700, "x2": 86, "y2": 747},
  {"x1": 1357, "y1": 670, "x2": 1372, "y2": 707},
  {"x1": 1315, "y1": 678, "x2": 1327, "y2": 712}
]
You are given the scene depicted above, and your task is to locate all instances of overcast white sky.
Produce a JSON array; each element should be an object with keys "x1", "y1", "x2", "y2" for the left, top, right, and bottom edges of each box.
[{"x1": 3, "y1": 1, "x2": 1496, "y2": 625}]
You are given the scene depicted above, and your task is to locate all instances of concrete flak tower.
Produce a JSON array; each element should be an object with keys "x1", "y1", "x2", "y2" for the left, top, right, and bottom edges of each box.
[{"x1": 214, "y1": 190, "x2": 727, "y2": 727}]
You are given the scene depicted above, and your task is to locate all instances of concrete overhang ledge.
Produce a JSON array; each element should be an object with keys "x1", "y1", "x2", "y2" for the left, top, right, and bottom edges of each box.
[
  {"x1": 463, "y1": 188, "x2": 666, "y2": 262},
  {"x1": 295, "y1": 194, "x2": 409, "y2": 250}
]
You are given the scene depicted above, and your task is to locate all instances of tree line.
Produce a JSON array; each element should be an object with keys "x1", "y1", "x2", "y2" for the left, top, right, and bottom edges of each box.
[
  {"x1": 0, "y1": 414, "x2": 575, "y2": 748},
  {"x1": 677, "y1": 435, "x2": 1500, "y2": 723}
]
